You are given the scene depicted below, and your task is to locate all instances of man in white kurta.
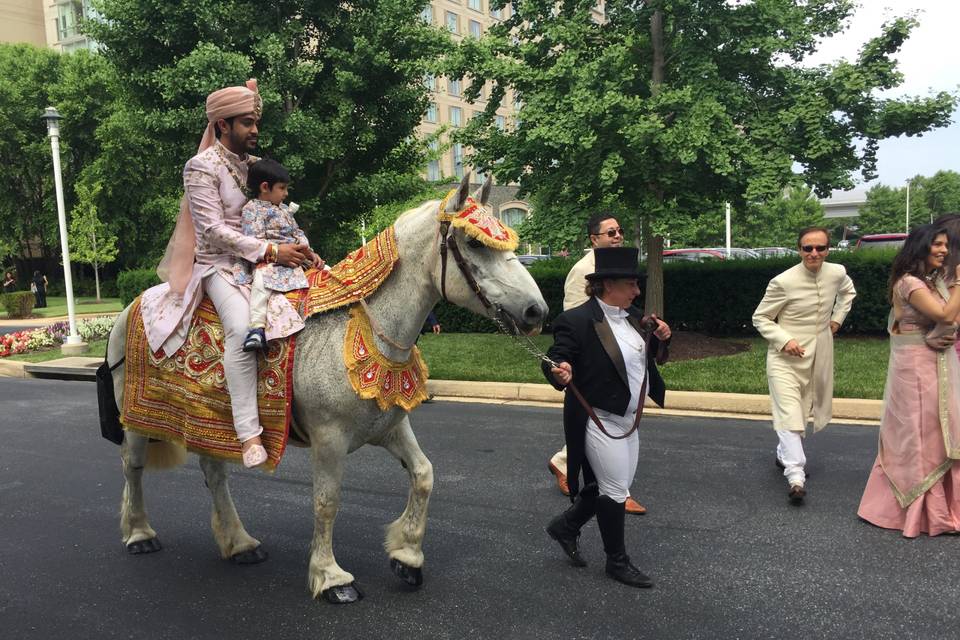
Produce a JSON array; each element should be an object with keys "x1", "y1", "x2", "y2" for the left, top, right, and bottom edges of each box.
[
  {"x1": 548, "y1": 214, "x2": 647, "y2": 514},
  {"x1": 752, "y1": 227, "x2": 856, "y2": 503}
]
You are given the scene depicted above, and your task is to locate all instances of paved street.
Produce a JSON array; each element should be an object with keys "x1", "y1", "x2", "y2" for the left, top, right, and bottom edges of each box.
[{"x1": 2, "y1": 377, "x2": 959, "y2": 640}]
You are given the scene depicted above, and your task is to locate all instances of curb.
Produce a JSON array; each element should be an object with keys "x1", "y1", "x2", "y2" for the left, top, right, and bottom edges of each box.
[{"x1": 0, "y1": 358, "x2": 882, "y2": 423}]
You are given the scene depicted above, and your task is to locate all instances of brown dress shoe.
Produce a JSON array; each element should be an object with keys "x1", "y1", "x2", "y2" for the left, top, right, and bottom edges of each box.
[
  {"x1": 624, "y1": 497, "x2": 647, "y2": 515},
  {"x1": 548, "y1": 461, "x2": 570, "y2": 496}
]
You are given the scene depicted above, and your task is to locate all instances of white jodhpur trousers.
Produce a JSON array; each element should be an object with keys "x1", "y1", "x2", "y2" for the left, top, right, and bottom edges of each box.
[
  {"x1": 776, "y1": 430, "x2": 807, "y2": 487},
  {"x1": 204, "y1": 273, "x2": 263, "y2": 443},
  {"x1": 584, "y1": 414, "x2": 639, "y2": 502},
  {"x1": 248, "y1": 269, "x2": 270, "y2": 330}
]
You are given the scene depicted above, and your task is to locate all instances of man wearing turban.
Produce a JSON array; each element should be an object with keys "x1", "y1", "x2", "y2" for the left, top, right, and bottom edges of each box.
[{"x1": 140, "y1": 80, "x2": 311, "y2": 466}]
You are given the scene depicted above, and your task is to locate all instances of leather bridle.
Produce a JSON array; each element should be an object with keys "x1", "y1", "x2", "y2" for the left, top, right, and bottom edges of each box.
[{"x1": 437, "y1": 218, "x2": 495, "y2": 312}]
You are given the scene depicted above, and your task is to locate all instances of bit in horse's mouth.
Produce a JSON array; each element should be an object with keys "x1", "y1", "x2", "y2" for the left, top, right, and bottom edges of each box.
[{"x1": 496, "y1": 308, "x2": 540, "y2": 337}]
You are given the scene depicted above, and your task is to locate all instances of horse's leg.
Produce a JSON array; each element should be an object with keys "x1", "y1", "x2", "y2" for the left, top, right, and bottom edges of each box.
[
  {"x1": 307, "y1": 430, "x2": 361, "y2": 603},
  {"x1": 120, "y1": 431, "x2": 161, "y2": 554},
  {"x1": 378, "y1": 416, "x2": 433, "y2": 587},
  {"x1": 198, "y1": 456, "x2": 266, "y2": 564}
]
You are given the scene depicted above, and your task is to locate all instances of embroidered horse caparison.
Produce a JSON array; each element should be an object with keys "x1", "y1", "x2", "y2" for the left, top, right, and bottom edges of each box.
[{"x1": 105, "y1": 173, "x2": 548, "y2": 604}]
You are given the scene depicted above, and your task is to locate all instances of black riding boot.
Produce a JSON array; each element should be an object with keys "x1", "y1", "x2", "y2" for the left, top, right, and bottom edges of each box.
[
  {"x1": 596, "y1": 495, "x2": 653, "y2": 588},
  {"x1": 546, "y1": 483, "x2": 599, "y2": 567}
]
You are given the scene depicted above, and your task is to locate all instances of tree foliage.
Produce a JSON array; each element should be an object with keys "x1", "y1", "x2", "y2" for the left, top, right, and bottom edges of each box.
[
  {"x1": 69, "y1": 180, "x2": 119, "y2": 300},
  {"x1": 857, "y1": 170, "x2": 960, "y2": 234},
  {"x1": 87, "y1": 0, "x2": 451, "y2": 261},
  {"x1": 447, "y1": 0, "x2": 956, "y2": 312}
]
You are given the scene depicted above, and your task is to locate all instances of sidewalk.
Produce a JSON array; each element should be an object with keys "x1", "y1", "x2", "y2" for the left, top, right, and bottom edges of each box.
[
  {"x1": 0, "y1": 356, "x2": 882, "y2": 423},
  {"x1": 0, "y1": 311, "x2": 120, "y2": 329}
]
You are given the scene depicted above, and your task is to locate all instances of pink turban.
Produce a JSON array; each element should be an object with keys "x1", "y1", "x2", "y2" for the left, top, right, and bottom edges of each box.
[{"x1": 157, "y1": 79, "x2": 262, "y2": 294}]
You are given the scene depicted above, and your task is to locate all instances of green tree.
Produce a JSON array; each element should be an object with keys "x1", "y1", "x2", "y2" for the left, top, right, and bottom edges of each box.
[
  {"x1": 87, "y1": 0, "x2": 451, "y2": 262},
  {"x1": 448, "y1": 0, "x2": 956, "y2": 314},
  {"x1": 857, "y1": 170, "x2": 960, "y2": 235},
  {"x1": 69, "y1": 181, "x2": 119, "y2": 301}
]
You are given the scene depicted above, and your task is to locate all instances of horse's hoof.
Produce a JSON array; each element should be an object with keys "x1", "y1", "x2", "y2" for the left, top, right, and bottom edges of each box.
[
  {"x1": 322, "y1": 582, "x2": 364, "y2": 604},
  {"x1": 230, "y1": 546, "x2": 268, "y2": 565},
  {"x1": 390, "y1": 558, "x2": 423, "y2": 587},
  {"x1": 126, "y1": 538, "x2": 162, "y2": 554}
]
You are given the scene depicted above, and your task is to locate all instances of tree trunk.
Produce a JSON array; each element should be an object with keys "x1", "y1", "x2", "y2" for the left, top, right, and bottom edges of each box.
[
  {"x1": 92, "y1": 228, "x2": 101, "y2": 301},
  {"x1": 643, "y1": 7, "x2": 666, "y2": 318},
  {"x1": 643, "y1": 216, "x2": 664, "y2": 316}
]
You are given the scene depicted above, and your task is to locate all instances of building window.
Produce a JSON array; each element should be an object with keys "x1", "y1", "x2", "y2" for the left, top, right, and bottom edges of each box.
[
  {"x1": 469, "y1": 20, "x2": 482, "y2": 38},
  {"x1": 495, "y1": 115, "x2": 506, "y2": 130},
  {"x1": 423, "y1": 74, "x2": 435, "y2": 91},
  {"x1": 449, "y1": 106, "x2": 463, "y2": 127},
  {"x1": 425, "y1": 103, "x2": 438, "y2": 123},
  {"x1": 420, "y1": 6, "x2": 432, "y2": 23},
  {"x1": 57, "y1": 0, "x2": 90, "y2": 41},
  {"x1": 452, "y1": 144, "x2": 464, "y2": 178},
  {"x1": 446, "y1": 11, "x2": 459, "y2": 33},
  {"x1": 448, "y1": 78, "x2": 461, "y2": 97},
  {"x1": 468, "y1": 0, "x2": 483, "y2": 11},
  {"x1": 427, "y1": 140, "x2": 441, "y2": 181},
  {"x1": 500, "y1": 207, "x2": 527, "y2": 229}
]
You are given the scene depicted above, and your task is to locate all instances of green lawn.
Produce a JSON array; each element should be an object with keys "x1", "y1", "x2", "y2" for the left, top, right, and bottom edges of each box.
[
  {"x1": 417, "y1": 333, "x2": 889, "y2": 399},
  {"x1": 7, "y1": 339, "x2": 108, "y2": 362},
  {"x1": 1, "y1": 296, "x2": 122, "y2": 320}
]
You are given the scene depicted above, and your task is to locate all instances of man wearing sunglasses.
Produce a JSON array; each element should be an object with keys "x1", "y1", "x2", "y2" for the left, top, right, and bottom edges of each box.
[
  {"x1": 548, "y1": 213, "x2": 648, "y2": 515},
  {"x1": 753, "y1": 227, "x2": 857, "y2": 505}
]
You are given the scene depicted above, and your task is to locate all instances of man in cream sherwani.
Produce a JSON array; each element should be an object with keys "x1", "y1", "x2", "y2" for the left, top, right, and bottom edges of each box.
[{"x1": 752, "y1": 227, "x2": 856, "y2": 505}]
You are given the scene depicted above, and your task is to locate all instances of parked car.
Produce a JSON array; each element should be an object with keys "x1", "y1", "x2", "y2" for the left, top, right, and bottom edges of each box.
[
  {"x1": 517, "y1": 254, "x2": 551, "y2": 266},
  {"x1": 751, "y1": 247, "x2": 799, "y2": 258},
  {"x1": 662, "y1": 247, "x2": 760, "y2": 262},
  {"x1": 855, "y1": 233, "x2": 907, "y2": 251}
]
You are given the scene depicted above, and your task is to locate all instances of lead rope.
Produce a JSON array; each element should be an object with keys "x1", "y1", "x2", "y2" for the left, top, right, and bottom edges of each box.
[{"x1": 490, "y1": 312, "x2": 652, "y2": 440}]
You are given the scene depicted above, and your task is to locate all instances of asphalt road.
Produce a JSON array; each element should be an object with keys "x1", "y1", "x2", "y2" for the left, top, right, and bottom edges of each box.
[{"x1": 2, "y1": 378, "x2": 958, "y2": 640}]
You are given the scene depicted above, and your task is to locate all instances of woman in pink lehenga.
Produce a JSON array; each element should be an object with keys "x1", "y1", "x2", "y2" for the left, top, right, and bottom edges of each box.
[{"x1": 858, "y1": 224, "x2": 960, "y2": 537}]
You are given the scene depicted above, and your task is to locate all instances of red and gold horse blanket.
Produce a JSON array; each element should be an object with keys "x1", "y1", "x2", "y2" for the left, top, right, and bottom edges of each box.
[{"x1": 120, "y1": 228, "x2": 414, "y2": 469}]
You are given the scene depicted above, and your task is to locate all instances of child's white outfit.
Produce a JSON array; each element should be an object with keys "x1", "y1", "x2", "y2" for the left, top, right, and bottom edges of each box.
[{"x1": 234, "y1": 199, "x2": 311, "y2": 336}]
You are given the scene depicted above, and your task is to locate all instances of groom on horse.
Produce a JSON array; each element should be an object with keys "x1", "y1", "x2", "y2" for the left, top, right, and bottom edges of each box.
[{"x1": 140, "y1": 80, "x2": 315, "y2": 467}]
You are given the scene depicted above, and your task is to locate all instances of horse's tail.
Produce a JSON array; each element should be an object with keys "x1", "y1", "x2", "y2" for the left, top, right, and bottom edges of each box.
[{"x1": 145, "y1": 440, "x2": 188, "y2": 470}]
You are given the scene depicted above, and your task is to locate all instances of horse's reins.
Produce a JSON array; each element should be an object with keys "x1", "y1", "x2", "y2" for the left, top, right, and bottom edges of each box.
[{"x1": 437, "y1": 198, "x2": 654, "y2": 440}]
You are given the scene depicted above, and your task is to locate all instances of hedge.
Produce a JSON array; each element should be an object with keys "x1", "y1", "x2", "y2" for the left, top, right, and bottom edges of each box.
[
  {"x1": 2, "y1": 291, "x2": 35, "y2": 318},
  {"x1": 434, "y1": 251, "x2": 897, "y2": 335},
  {"x1": 117, "y1": 269, "x2": 161, "y2": 306}
]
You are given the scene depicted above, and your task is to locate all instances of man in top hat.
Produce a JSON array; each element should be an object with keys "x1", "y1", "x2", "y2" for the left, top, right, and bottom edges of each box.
[
  {"x1": 752, "y1": 226, "x2": 856, "y2": 504},
  {"x1": 542, "y1": 246, "x2": 671, "y2": 588},
  {"x1": 141, "y1": 80, "x2": 316, "y2": 468},
  {"x1": 547, "y1": 213, "x2": 648, "y2": 515}
]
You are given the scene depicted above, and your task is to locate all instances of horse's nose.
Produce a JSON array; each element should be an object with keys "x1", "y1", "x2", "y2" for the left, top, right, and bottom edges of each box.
[{"x1": 523, "y1": 302, "x2": 547, "y2": 328}]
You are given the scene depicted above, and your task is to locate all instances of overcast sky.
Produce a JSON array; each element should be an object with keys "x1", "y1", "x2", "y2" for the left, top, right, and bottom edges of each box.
[{"x1": 805, "y1": 1, "x2": 960, "y2": 193}]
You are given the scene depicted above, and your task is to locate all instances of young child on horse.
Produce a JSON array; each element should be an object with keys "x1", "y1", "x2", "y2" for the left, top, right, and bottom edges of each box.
[{"x1": 234, "y1": 158, "x2": 323, "y2": 353}]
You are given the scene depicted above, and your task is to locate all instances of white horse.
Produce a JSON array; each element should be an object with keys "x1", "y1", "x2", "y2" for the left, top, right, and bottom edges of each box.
[{"x1": 106, "y1": 173, "x2": 548, "y2": 603}]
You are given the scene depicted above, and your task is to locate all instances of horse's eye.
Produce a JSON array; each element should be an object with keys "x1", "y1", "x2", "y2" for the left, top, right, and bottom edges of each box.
[{"x1": 467, "y1": 238, "x2": 483, "y2": 249}]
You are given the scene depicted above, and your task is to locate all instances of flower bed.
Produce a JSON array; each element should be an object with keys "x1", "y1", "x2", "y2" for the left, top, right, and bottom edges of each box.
[{"x1": 0, "y1": 315, "x2": 116, "y2": 358}]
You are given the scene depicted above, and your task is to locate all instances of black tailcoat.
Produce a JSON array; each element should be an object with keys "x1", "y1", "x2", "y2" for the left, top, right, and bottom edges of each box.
[{"x1": 541, "y1": 297, "x2": 670, "y2": 497}]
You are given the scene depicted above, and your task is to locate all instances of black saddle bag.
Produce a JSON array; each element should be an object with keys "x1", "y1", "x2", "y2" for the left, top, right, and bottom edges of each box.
[{"x1": 96, "y1": 355, "x2": 125, "y2": 445}]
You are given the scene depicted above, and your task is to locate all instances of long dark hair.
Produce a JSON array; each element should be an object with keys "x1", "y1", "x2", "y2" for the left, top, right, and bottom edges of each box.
[{"x1": 888, "y1": 223, "x2": 948, "y2": 302}]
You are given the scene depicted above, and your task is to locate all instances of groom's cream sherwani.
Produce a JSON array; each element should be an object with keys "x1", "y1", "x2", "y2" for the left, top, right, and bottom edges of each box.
[{"x1": 752, "y1": 262, "x2": 857, "y2": 432}]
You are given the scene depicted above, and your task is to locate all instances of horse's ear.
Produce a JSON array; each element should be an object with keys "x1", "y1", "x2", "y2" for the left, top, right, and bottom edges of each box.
[
  {"x1": 446, "y1": 171, "x2": 472, "y2": 213},
  {"x1": 472, "y1": 174, "x2": 493, "y2": 206}
]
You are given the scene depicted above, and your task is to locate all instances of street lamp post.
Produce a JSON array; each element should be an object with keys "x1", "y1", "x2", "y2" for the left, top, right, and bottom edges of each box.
[
  {"x1": 41, "y1": 107, "x2": 86, "y2": 355},
  {"x1": 905, "y1": 179, "x2": 911, "y2": 234}
]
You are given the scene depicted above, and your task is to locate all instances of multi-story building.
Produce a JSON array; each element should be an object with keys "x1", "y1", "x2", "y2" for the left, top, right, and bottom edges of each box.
[
  {"x1": 0, "y1": 0, "x2": 46, "y2": 46},
  {"x1": 43, "y1": 0, "x2": 97, "y2": 52}
]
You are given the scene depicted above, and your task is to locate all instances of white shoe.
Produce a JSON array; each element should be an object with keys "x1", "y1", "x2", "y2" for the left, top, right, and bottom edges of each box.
[{"x1": 242, "y1": 443, "x2": 268, "y2": 468}]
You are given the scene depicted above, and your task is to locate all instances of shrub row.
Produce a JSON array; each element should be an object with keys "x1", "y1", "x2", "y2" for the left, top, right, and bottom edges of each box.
[
  {"x1": 1, "y1": 291, "x2": 35, "y2": 319},
  {"x1": 434, "y1": 251, "x2": 897, "y2": 335},
  {"x1": 117, "y1": 269, "x2": 161, "y2": 306}
]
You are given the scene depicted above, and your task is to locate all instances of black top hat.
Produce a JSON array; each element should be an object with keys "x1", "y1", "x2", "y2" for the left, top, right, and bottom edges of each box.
[{"x1": 586, "y1": 247, "x2": 641, "y2": 280}]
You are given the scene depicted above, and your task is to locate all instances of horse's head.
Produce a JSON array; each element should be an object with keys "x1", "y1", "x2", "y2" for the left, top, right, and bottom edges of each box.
[{"x1": 432, "y1": 173, "x2": 548, "y2": 336}]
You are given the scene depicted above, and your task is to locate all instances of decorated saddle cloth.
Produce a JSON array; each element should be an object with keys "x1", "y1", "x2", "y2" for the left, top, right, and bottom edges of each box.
[{"x1": 120, "y1": 227, "x2": 427, "y2": 469}]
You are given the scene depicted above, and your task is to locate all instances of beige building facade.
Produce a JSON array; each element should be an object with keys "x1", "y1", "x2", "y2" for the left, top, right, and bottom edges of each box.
[{"x1": 0, "y1": 0, "x2": 46, "y2": 46}]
